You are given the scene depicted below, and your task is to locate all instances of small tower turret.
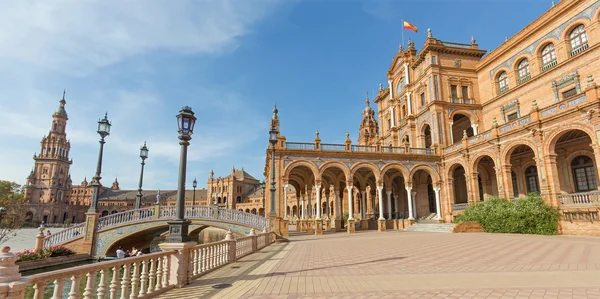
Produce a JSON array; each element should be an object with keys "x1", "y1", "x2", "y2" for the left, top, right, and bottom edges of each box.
[{"x1": 358, "y1": 93, "x2": 379, "y2": 145}]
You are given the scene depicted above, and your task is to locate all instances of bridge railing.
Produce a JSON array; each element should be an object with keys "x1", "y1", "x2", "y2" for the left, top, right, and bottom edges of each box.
[
  {"x1": 43, "y1": 223, "x2": 85, "y2": 248},
  {"x1": 217, "y1": 208, "x2": 269, "y2": 229},
  {"x1": 97, "y1": 207, "x2": 155, "y2": 230},
  {"x1": 9, "y1": 231, "x2": 273, "y2": 299}
]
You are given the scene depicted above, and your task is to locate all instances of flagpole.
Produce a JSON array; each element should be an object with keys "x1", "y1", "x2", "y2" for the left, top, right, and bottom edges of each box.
[{"x1": 401, "y1": 19, "x2": 404, "y2": 49}]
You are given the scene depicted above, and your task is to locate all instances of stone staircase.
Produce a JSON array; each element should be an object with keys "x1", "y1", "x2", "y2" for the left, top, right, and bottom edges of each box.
[{"x1": 404, "y1": 222, "x2": 456, "y2": 233}]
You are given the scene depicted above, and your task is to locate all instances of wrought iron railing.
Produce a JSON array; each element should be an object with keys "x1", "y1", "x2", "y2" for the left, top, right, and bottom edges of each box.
[
  {"x1": 321, "y1": 143, "x2": 346, "y2": 151},
  {"x1": 570, "y1": 43, "x2": 588, "y2": 57},
  {"x1": 285, "y1": 142, "x2": 315, "y2": 150}
]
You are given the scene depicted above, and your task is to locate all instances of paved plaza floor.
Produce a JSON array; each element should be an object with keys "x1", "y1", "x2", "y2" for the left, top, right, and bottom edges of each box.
[{"x1": 157, "y1": 229, "x2": 600, "y2": 299}]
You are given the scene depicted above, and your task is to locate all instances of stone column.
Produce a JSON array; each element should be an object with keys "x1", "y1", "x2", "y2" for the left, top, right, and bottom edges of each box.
[
  {"x1": 315, "y1": 185, "x2": 323, "y2": 235},
  {"x1": 315, "y1": 185, "x2": 322, "y2": 220},
  {"x1": 449, "y1": 122, "x2": 454, "y2": 144},
  {"x1": 544, "y1": 154, "x2": 562, "y2": 207},
  {"x1": 386, "y1": 191, "x2": 392, "y2": 220},
  {"x1": 346, "y1": 185, "x2": 355, "y2": 233},
  {"x1": 283, "y1": 184, "x2": 288, "y2": 220},
  {"x1": 394, "y1": 194, "x2": 399, "y2": 219},
  {"x1": 366, "y1": 187, "x2": 373, "y2": 216},
  {"x1": 411, "y1": 191, "x2": 417, "y2": 219},
  {"x1": 307, "y1": 187, "x2": 313, "y2": 219},
  {"x1": 358, "y1": 191, "x2": 364, "y2": 219},
  {"x1": 434, "y1": 187, "x2": 442, "y2": 220},
  {"x1": 472, "y1": 124, "x2": 479, "y2": 135},
  {"x1": 377, "y1": 185, "x2": 386, "y2": 232},
  {"x1": 334, "y1": 188, "x2": 342, "y2": 232},
  {"x1": 406, "y1": 186, "x2": 415, "y2": 221},
  {"x1": 0, "y1": 246, "x2": 28, "y2": 298},
  {"x1": 360, "y1": 190, "x2": 368, "y2": 230}
]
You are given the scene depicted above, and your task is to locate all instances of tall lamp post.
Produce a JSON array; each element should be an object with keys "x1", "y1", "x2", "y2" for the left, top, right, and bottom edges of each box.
[
  {"x1": 192, "y1": 178, "x2": 197, "y2": 206},
  {"x1": 269, "y1": 123, "x2": 278, "y2": 221},
  {"x1": 88, "y1": 113, "x2": 111, "y2": 213},
  {"x1": 166, "y1": 106, "x2": 196, "y2": 243},
  {"x1": 135, "y1": 142, "x2": 149, "y2": 209}
]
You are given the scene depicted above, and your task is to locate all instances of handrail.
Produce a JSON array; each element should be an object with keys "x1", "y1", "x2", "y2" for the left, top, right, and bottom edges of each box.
[
  {"x1": 43, "y1": 223, "x2": 85, "y2": 248},
  {"x1": 97, "y1": 207, "x2": 155, "y2": 230},
  {"x1": 559, "y1": 191, "x2": 600, "y2": 206}
]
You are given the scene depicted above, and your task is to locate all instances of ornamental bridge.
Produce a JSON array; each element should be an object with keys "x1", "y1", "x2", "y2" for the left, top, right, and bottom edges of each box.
[{"x1": 43, "y1": 206, "x2": 269, "y2": 257}]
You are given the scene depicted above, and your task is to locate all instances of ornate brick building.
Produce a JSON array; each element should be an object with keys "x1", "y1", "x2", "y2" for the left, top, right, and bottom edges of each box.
[{"x1": 265, "y1": 0, "x2": 600, "y2": 235}]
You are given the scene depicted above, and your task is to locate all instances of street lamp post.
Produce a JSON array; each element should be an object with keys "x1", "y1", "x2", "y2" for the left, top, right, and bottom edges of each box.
[
  {"x1": 192, "y1": 178, "x2": 197, "y2": 206},
  {"x1": 135, "y1": 142, "x2": 149, "y2": 209},
  {"x1": 166, "y1": 106, "x2": 196, "y2": 243},
  {"x1": 269, "y1": 121, "x2": 278, "y2": 220},
  {"x1": 88, "y1": 113, "x2": 111, "y2": 213}
]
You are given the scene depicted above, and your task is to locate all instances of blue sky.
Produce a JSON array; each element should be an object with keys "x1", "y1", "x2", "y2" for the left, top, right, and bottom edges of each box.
[{"x1": 0, "y1": 0, "x2": 554, "y2": 190}]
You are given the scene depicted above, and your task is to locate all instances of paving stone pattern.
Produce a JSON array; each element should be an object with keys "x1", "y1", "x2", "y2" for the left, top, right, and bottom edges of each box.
[{"x1": 156, "y1": 230, "x2": 600, "y2": 299}]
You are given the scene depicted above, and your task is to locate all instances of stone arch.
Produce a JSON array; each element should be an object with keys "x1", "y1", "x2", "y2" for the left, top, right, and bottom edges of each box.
[
  {"x1": 511, "y1": 53, "x2": 533, "y2": 71},
  {"x1": 561, "y1": 19, "x2": 592, "y2": 42},
  {"x1": 409, "y1": 164, "x2": 440, "y2": 184},
  {"x1": 319, "y1": 161, "x2": 351, "y2": 182},
  {"x1": 447, "y1": 161, "x2": 468, "y2": 179},
  {"x1": 283, "y1": 160, "x2": 320, "y2": 182},
  {"x1": 448, "y1": 109, "x2": 477, "y2": 122},
  {"x1": 470, "y1": 153, "x2": 499, "y2": 174},
  {"x1": 566, "y1": 149, "x2": 596, "y2": 166},
  {"x1": 350, "y1": 162, "x2": 381, "y2": 181},
  {"x1": 380, "y1": 163, "x2": 410, "y2": 180},
  {"x1": 544, "y1": 124, "x2": 597, "y2": 155},
  {"x1": 501, "y1": 139, "x2": 540, "y2": 165},
  {"x1": 534, "y1": 37, "x2": 560, "y2": 58}
]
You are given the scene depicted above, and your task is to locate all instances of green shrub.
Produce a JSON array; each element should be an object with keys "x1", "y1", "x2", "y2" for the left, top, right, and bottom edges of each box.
[{"x1": 455, "y1": 194, "x2": 561, "y2": 235}]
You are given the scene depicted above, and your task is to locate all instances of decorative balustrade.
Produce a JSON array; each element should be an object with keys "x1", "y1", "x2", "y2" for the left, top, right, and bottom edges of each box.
[
  {"x1": 541, "y1": 60, "x2": 557, "y2": 72},
  {"x1": 321, "y1": 143, "x2": 346, "y2": 151},
  {"x1": 97, "y1": 207, "x2": 155, "y2": 230},
  {"x1": 188, "y1": 240, "x2": 231, "y2": 279},
  {"x1": 286, "y1": 142, "x2": 315, "y2": 150},
  {"x1": 409, "y1": 148, "x2": 434, "y2": 155},
  {"x1": 43, "y1": 223, "x2": 85, "y2": 248},
  {"x1": 559, "y1": 191, "x2": 600, "y2": 206},
  {"x1": 19, "y1": 232, "x2": 274, "y2": 299},
  {"x1": 570, "y1": 43, "x2": 588, "y2": 57},
  {"x1": 93, "y1": 206, "x2": 268, "y2": 233},
  {"x1": 452, "y1": 203, "x2": 469, "y2": 211},
  {"x1": 27, "y1": 251, "x2": 175, "y2": 299},
  {"x1": 381, "y1": 146, "x2": 405, "y2": 154},
  {"x1": 234, "y1": 236, "x2": 253, "y2": 259},
  {"x1": 351, "y1": 145, "x2": 376, "y2": 152},
  {"x1": 283, "y1": 140, "x2": 436, "y2": 155}
]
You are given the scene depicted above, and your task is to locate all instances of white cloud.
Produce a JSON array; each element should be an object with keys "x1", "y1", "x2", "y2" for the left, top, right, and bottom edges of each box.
[{"x1": 0, "y1": 0, "x2": 281, "y2": 189}]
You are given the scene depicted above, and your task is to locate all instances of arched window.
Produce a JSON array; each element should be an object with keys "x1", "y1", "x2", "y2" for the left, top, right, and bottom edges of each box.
[
  {"x1": 497, "y1": 71, "x2": 508, "y2": 94},
  {"x1": 517, "y1": 59, "x2": 530, "y2": 84},
  {"x1": 569, "y1": 25, "x2": 588, "y2": 55},
  {"x1": 541, "y1": 43, "x2": 557, "y2": 70},
  {"x1": 571, "y1": 156, "x2": 597, "y2": 192},
  {"x1": 525, "y1": 166, "x2": 539, "y2": 194},
  {"x1": 396, "y1": 76, "x2": 406, "y2": 95}
]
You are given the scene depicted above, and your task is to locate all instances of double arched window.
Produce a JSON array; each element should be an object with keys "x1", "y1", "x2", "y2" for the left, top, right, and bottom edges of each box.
[
  {"x1": 497, "y1": 71, "x2": 508, "y2": 94},
  {"x1": 569, "y1": 25, "x2": 588, "y2": 56},
  {"x1": 517, "y1": 59, "x2": 530, "y2": 84}
]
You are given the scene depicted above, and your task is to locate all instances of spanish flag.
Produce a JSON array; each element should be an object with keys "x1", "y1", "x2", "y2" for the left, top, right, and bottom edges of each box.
[{"x1": 403, "y1": 21, "x2": 418, "y2": 33}]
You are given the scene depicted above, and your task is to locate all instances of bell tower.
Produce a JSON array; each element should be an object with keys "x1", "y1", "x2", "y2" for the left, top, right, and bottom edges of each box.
[
  {"x1": 24, "y1": 92, "x2": 74, "y2": 223},
  {"x1": 358, "y1": 94, "x2": 379, "y2": 145}
]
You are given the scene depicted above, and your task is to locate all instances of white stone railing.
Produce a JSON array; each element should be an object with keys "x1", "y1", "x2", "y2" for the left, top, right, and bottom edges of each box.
[
  {"x1": 94, "y1": 206, "x2": 268, "y2": 232},
  {"x1": 9, "y1": 230, "x2": 274, "y2": 299},
  {"x1": 97, "y1": 207, "x2": 155, "y2": 230},
  {"x1": 235, "y1": 236, "x2": 253, "y2": 259},
  {"x1": 217, "y1": 208, "x2": 269, "y2": 229},
  {"x1": 559, "y1": 191, "x2": 600, "y2": 206},
  {"x1": 27, "y1": 250, "x2": 176, "y2": 299},
  {"x1": 43, "y1": 223, "x2": 85, "y2": 248}
]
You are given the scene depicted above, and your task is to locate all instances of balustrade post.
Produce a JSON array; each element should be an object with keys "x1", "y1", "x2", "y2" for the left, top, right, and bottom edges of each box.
[
  {"x1": 249, "y1": 228, "x2": 258, "y2": 252},
  {"x1": 158, "y1": 241, "x2": 196, "y2": 288},
  {"x1": 0, "y1": 247, "x2": 27, "y2": 299},
  {"x1": 224, "y1": 230, "x2": 236, "y2": 263},
  {"x1": 34, "y1": 225, "x2": 45, "y2": 252}
]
